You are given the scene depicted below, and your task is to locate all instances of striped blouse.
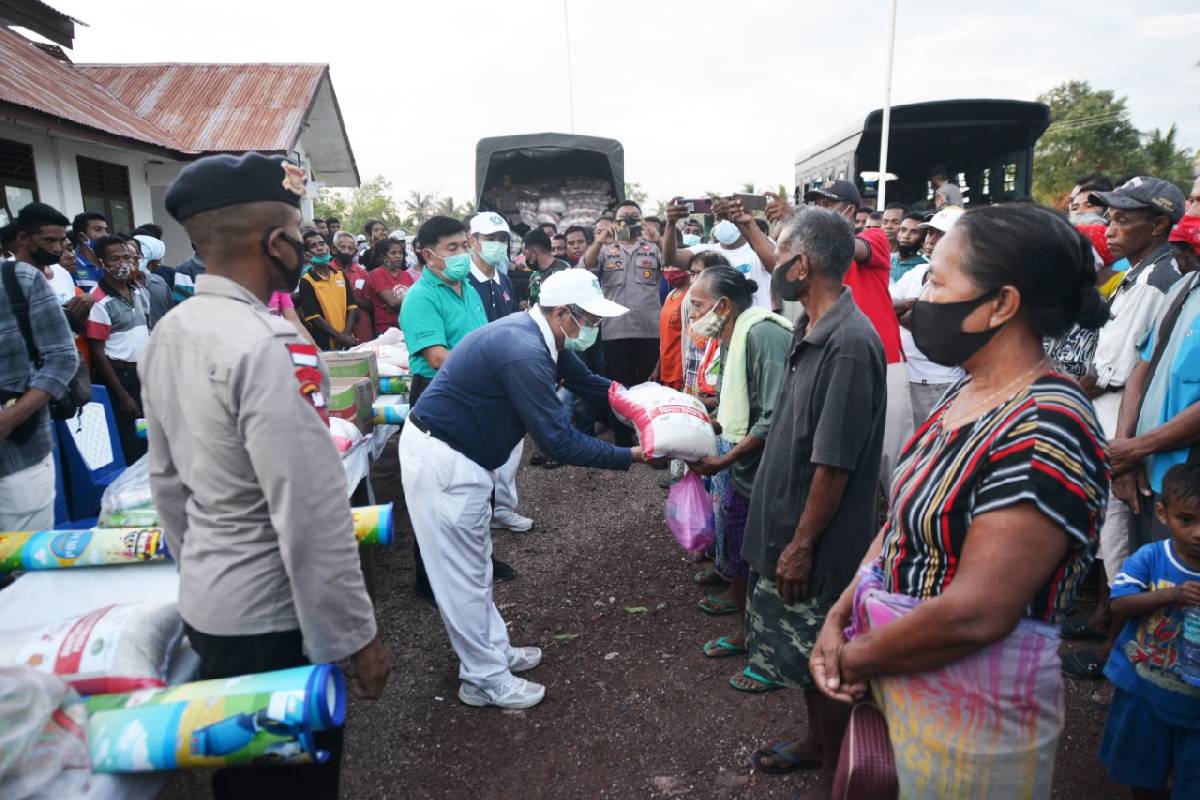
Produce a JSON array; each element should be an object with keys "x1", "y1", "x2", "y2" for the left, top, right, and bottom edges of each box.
[{"x1": 879, "y1": 373, "x2": 1110, "y2": 623}]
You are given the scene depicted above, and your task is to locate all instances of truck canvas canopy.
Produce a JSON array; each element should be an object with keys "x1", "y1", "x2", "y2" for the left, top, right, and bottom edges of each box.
[{"x1": 475, "y1": 133, "x2": 624, "y2": 208}]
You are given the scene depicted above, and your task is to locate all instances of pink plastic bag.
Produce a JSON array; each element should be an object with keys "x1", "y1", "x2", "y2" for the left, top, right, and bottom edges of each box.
[{"x1": 664, "y1": 471, "x2": 715, "y2": 554}]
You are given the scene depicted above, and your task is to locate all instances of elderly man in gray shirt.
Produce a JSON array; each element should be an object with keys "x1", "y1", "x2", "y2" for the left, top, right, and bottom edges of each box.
[{"x1": 141, "y1": 152, "x2": 390, "y2": 799}]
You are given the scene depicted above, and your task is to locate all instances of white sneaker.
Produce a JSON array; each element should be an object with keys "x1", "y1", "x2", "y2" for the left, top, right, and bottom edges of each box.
[
  {"x1": 458, "y1": 676, "x2": 545, "y2": 709},
  {"x1": 491, "y1": 509, "x2": 534, "y2": 532},
  {"x1": 508, "y1": 646, "x2": 542, "y2": 673}
]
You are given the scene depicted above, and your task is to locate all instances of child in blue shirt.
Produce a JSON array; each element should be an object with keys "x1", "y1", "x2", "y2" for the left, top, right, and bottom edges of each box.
[{"x1": 1100, "y1": 462, "x2": 1200, "y2": 799}]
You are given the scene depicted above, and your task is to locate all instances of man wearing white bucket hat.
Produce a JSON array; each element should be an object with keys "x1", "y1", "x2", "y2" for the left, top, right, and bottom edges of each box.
[{"x1": 399, "y1": 269, "x2": 654, "y2": 709}]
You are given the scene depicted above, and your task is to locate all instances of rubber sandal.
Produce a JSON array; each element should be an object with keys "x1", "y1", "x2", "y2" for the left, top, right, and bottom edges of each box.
[
  {"x1": 702, "y1": 635, "x2": 748, "y2": 658},
  {"x1": 1062, "y1": 616, "x2": 1106, "y2": 641},
  {"x1": 729, "y1": 666, "x2": 784, "y2": 693},
  {"x1": 694, "y1": 567, "x2": 730, "y2": 588},
  {"x1": 750, "y1": 740, "x2": 821, "y2": 774},
  {"x1": 530, "y1": 453, "x2": 547, "y2": 466},
  {"x1": 698, "y1": 594, "x2": 739, "y2": 616},
  {"x1": 1061, "y1": 649, "x2": 1105, "y2": 680}
]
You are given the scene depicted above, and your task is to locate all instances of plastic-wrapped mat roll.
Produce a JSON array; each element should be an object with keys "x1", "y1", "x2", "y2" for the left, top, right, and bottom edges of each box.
[
  {"x1": 84, "y1": 664, "x2": 346, "y2": 771},
  {"x1": 97, "y1": 508, "x2": 159, "y2": 528},
  {"x1": 352, "y1": 503, "x2": 394, "y2": 546},
  {"x1": 0, "y1": 528, "x2": 170, "y2": 571},
  {"x1": 378, "y1": 376, "x2": 409, "y2": 395},
  {"x1": 372, "y1": 403, "x2": 409, "y2": 425}
]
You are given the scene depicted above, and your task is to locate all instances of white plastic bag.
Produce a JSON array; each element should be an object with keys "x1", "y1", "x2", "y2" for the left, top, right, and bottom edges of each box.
[
  {"x1": 0, "y1": 668, "x2": 90, "y2": 799},
  {"x1": 0, "y1": 604, "x2": 183, "y2": 696},
  {"x1": 98, "y1": 455, "x2": 153, "y2": 517},
  {"x1": 608, "y1": 382, "x2": 717, "y2": 461}
]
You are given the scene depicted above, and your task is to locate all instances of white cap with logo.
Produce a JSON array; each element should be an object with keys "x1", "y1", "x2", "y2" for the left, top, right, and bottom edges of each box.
[
  {"x1": 388, "y1": 229, "x2": 409, "y2": 241},
  {"x1": 538, "y1": 269, "x2": 629, "y2": 317},
  {"x1": 470, "y1": 212, "x2": 511, "y2": 236},
  {"x1": 919, "y1": 207, "x2": 964, "y2": 233}
]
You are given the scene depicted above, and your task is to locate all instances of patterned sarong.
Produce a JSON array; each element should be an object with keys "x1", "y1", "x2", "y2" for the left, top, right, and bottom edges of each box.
[{"x1": 846, "y1": 567, "x2": 1064, "y2": 800}]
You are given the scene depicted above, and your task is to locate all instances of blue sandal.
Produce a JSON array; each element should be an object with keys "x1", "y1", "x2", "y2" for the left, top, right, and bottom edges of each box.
[
  {"x1": 702, "y1": 635, "x2": 747, "y2": 658},
  {"x1": 730, "y1": 666, "x2": 784, "y2": 693}
]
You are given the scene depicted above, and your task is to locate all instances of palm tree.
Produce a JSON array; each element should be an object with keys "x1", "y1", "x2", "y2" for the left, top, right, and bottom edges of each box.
[
  {"x1": 404, "y1": 191, "x2": 435, "y2": 225},
  {"x1": 436, "y1": 196, "x2": 457, "y2": 217}
]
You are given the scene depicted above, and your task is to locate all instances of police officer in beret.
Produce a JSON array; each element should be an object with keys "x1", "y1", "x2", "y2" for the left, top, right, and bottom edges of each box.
[{"x1": 140, "y1": 152, "x2": 391, "y2": 798}]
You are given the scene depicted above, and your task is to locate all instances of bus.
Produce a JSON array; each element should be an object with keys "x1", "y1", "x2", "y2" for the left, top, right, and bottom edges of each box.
[{"x1": 793, "y1": 99, "x2": 1051, "y2": 209}]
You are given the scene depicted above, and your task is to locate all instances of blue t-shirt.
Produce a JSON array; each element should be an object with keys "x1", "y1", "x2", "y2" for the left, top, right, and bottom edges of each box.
[
  {"x1": 1105, "y1": 539, "x2": 1200, "y2": 729},
  {"x1": 1135, "y1": 274, "x2": 1200, "y2": 492}
]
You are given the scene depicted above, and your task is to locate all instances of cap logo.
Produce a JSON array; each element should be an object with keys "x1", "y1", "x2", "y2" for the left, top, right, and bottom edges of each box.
[
  {"x1": 489, "y1": 213, "x2": 504, "y2": 225},
  {"x1": 1155, "y1": 198, "x2": 1175, "y2": 212},
  {"x1": 1122, "y1": 177, "x2": 1143, "y2": 190},
  {"x1": 590, "y1": 276, "x2": 601, "y2": 292},
  {"x1": 281, "y1": 162, "x2": 306, "y2": 196}
]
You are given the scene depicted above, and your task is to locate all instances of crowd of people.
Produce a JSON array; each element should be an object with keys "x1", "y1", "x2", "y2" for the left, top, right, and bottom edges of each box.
[{"x1": 2, "y1": 149, "x2": 1200, "y2": 798}]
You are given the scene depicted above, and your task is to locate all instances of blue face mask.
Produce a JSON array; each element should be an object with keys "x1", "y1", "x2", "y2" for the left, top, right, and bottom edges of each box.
[
  {"x1": 564, "y1": 311, "x2": 599, "y2": 352},
  {"x1": 479, "y1": 240, "x2": 509, "y2": 274},
  {"x1": 713, "y1": 220, "x2": 741, "y2": 246},
  {"x1": 682, "y1": 233, "x2": 702, "y2": 248}
]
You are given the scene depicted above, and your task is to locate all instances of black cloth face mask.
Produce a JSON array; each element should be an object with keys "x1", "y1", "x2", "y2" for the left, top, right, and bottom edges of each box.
[
  {"x1": 771, "y1": 254, "x2": 804, "y2": 302},
  {"x1": 910, "y1": 287, "x2": 1002, "y2": 367},
  {"x1": 262, "y1": 228, "x2": 307, "y2": 291}
]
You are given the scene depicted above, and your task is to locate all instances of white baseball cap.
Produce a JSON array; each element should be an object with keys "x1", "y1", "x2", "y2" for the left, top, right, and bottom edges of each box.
[
  {"x1": 538, "y1": 269, "x2": 628, "y2": 317},
  {"x1": 919, "y1": 207, "x2": 964, "y2": 233},
  {"x1": 470, "y1": 211, "x2": 511, "y2": 236},
  {"x1": 388, "y1": 229, "x2": 408, "y2": 241}
]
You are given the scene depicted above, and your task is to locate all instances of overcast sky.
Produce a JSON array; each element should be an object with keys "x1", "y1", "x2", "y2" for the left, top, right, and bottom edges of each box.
[{"x1": 54, "y1": 0, "x2": 1200, "y2": 205}]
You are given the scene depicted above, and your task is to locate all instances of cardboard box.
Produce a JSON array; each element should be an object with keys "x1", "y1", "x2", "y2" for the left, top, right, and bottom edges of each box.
[
  {"x1": 321, "y1": 351, "x2": 379, "y2": 392},
  {"x1": 329, "y1": 377, "x2": 375, "y2": 434}
]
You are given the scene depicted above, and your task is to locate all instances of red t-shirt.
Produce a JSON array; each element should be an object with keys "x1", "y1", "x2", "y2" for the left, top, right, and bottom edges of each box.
[
  {"x1": 844, "y1": 227, "x2": 902, "y2": 364},
  {"x1": 366, "y1": 265, "x2": 415, "y2": 334},
  {"x1": 339, "y1": 262, "x2": 376, "y2": 343},
  {"x1": 658, "y1": 288, "x2": 686, "y2": 389}
]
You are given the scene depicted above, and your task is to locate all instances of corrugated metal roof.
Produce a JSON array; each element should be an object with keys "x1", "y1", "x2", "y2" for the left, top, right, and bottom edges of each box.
[
  {"x1": 0, "y1": 27, "x2": 186, "y2": 151},
  {"x1": 77, "y1": 63, "x2": 327, "y2": 153}
]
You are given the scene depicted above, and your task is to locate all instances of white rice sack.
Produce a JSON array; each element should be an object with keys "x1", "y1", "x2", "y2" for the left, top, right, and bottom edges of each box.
[
  {"x1": 0, "y1": 604, "x2": 183, "y2": 696},
  {"x1": 329, "y1": 416, "x2": 363, "y2": 453},
  {"x1": 608, "y1": 382, "x2": 717, "y2": 460}
]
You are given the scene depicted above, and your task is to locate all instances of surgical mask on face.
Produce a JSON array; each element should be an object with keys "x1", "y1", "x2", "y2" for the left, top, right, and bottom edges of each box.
[
  {"x1": 664, "y1": 269, "x2": 690, "y2": 288},
  {"x1": 691, "y1": 300, "x2": 726, "y2": 338},
  {"x1": 440, "y1": 252, "x2": 472, "y2": 282},
  {"x1": 310, "y1": 252, "x2": 332, "y2": 266},
  {"x1": 713, "y1": 219, "x2": 741, "y2": 246},
  {"x1": 910, "y1": 287, "x2": 1002, "y2": 367},
  {"x1": 681, "y1": 233, "x2": 702, "y2": 248},
  {"x1": 564, "y1": 311, "x2": 599, "y2": 352},
  {"x1": 480, "y1": 240, "x2": 508, "y2": 269}
]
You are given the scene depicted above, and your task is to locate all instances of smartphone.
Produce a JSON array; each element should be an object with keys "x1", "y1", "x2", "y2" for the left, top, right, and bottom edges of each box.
[
  {"x1": 616, "y1": 221, "x2": 642, "y2": 241},
  {"x1": 681, "y1": 197, "x2": 713, "y2": 215},
  {"x1": 733, "y1": 193, "x2": 768, "y2": 212}
]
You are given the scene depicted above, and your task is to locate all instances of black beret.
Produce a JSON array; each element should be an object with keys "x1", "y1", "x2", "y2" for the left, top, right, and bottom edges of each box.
[{"x1": 165, "y1": 151, "x2": 307, "y2": 223}]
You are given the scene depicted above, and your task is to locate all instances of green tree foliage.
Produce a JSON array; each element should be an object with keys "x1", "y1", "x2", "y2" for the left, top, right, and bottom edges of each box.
[
  {"x1": 1140, "y1": 125, "x2": 1195, "y2": 190},
  {"x1": 1033, "y1": 81, "x2": 1195, "y2": 205},
  {"x1": 313, "y1": 176, "x2": 401, "y2": 235},
  {"x1": 624, "y1": 181, "x2": 648, "y2": 206}
]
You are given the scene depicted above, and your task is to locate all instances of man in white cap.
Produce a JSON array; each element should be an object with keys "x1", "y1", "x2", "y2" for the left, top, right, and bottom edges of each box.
[
  {"x1": 890, "y1": 207, "x2": 965, "y2": 427},
  {"x1": 465, "y1": 211, "x2": 529, "y2": 534},
  {"x1": 398, "y1": 269, "x2": 654, "y2": 708}
]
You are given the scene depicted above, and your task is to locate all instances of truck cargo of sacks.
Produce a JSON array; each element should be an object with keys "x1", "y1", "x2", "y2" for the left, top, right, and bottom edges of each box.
[{"x1": 608, "y1": 382, "x2": 717, "y2": 461}]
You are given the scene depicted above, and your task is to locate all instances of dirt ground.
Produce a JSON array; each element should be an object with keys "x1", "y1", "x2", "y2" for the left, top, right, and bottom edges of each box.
[{"x1": 162, "y1": 438, "x2": 1127, "y2": 799}]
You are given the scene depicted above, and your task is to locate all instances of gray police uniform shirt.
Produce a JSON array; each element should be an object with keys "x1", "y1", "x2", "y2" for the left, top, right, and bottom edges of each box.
[
  {"x1": 596, "y1": 239, "x2": 662, "y2": 341},
  {"x1": 138, "y1": 274, "x2": 376, "y2": 663}
]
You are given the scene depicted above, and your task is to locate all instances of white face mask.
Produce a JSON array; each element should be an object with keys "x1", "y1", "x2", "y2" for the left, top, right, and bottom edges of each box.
[
  {"x1": 691, "y1": 301, "x2": 726, "y2": 338},
  {"x1": 713, "y1": 219, "x2": 741, "y2": 246}
]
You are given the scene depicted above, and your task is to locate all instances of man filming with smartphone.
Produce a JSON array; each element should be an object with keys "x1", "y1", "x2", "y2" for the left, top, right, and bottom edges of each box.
[
  {"x1": 663, "y1": 195, "x2": 778, "y2": 310},
  {"x1": 582, "y1": 200, "x2": 662, "y2": 447}
]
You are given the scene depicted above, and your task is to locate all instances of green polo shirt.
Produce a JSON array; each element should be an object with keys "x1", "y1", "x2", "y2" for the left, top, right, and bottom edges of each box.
[{"x1": 399, "y1": 267, "x2": 488, "y2": 379}]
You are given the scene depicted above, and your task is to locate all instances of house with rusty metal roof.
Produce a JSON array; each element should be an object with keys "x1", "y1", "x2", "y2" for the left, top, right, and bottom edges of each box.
[{"x1": 0, "y1": 0, "x2": 358, "y2": 262}]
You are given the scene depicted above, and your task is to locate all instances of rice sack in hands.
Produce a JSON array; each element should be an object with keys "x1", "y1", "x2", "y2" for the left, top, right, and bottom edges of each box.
[{"x1": 608, "y1": 382, "x2": 717, "y2": 461}]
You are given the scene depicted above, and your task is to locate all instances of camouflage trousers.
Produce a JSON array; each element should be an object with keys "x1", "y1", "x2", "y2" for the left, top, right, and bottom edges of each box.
[{"x1": 745, "y1": 572, "x2": 831, "y2": 690}]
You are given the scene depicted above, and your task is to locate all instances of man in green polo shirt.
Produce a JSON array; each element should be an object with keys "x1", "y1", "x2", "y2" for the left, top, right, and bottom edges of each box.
[{"x1": 399, "y1": 215, "x2": 520, "y2": 597}]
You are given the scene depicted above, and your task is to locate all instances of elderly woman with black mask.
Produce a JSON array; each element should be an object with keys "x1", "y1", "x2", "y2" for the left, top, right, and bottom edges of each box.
[{"x1": 811, "y1": 203, "x2": 1110, "y2": 799}]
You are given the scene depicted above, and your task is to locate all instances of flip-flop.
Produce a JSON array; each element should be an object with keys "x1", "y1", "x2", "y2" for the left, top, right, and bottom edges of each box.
[
  {"x1": 702, "y1": 635, "x2": 747, "y2": 658},
  {"x1": 750, "y1": 739, "x2": 821, "y2": 774},
  {"x1": 730, "y1": 666, "x2": 784, "y2": 693},
  {"x1": 1061, "y1": 649, "x2": 1105, "y2": 680},
  {"x1": 693, "y1": 567, "x2": 730, "y2": 588},
  {"x1": 1062, "y1": 616, "x2": 1106, "y2": 641},
  {"x1": 698, "y1": 594, "x2": 739, "y2": 616}
]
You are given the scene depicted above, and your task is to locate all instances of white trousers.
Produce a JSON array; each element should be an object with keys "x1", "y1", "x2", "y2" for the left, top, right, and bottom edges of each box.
[
  {"x1": 0, "y1": 452, "x2": 55, "y2": 530},
  {"x1": 399, "y1": 423, "x2": 514, "y2": 690},
  {"x1": 493, "y1": 439, "x2": 523, "y2": 515},
  {"x1": 881, "y1": 362, "x2": 915, "y2": 498},
  {"x1": 1093, "y1": 390, "x2": 1134, "y2": 583}
]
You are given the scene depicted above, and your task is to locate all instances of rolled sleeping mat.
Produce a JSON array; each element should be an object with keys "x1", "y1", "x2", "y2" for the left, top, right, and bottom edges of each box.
[
  {"x1": 371, "y1": 403, "x2": 409, "y2": 425},
  {"x1": 377, "y1": 377, "x2": 409, "y2": 395},
  {"x1": 0, "y1": 527, "x2": 170, "y2": 571},
  {"x1": 85, "y1": 664, "x2": 346, "y2": 771},
  {"x1": 352, "y1": 503, "x2": 394, "y2": 547}
]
